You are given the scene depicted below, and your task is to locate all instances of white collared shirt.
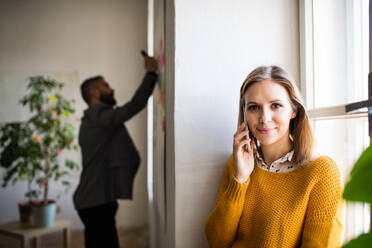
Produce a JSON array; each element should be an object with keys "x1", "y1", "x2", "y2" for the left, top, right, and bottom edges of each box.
[{"x1": 254, "y1": 149, "x2": 302, "y2": 173}]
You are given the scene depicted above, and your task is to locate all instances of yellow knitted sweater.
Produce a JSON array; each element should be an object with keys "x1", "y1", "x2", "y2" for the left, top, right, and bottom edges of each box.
[{"x1": 205, "y1": 155, "x2": 344, "y2": 248}]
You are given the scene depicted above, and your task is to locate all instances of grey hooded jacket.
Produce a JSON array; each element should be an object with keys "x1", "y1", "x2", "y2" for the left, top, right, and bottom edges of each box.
[{"x1": 73, "y1": 72, "x2": 157, "y2": 209}]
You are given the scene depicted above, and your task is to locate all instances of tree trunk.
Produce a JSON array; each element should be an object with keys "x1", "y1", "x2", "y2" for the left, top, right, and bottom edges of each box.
[
  {"x1": 43, "y1": 162, "x2": 49, "y2": 205},
  {"x1": 43, "y1": 176, "x2": 48, "y2": 205}
]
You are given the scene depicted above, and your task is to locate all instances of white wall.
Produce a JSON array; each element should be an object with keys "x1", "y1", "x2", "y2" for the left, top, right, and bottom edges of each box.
[
  {"x1": 172, "y1": 0, "x2": 300, "y2": 247},
  {"x1": 0, "y1": 0, "x2": 149, "y2": 230}
]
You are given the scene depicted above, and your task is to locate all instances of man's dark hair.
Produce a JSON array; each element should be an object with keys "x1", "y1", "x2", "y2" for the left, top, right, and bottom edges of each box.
[{"x1": 80, "y1": 75, "x2": 104, "y2": 105}]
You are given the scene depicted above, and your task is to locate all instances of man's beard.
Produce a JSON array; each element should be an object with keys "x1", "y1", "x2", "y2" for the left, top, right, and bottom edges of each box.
[{"x1": 100, "y1": 93, "x2": 116, "y2": 106}]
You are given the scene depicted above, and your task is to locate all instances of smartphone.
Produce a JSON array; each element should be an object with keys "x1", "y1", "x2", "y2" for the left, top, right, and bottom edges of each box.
[{"x1": 243, "y1": 108, "x2": 252, "y2": 152}]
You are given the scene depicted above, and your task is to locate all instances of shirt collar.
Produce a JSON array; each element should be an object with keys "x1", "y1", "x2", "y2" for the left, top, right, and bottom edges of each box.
[{"x1": 254, "y1": 146, "x2": 294, "y2": 170}]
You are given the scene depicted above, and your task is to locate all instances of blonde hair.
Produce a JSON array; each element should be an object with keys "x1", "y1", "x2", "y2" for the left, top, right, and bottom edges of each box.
[{"x1": 238, "y1": 65, "x2": 313, "y2": 165}]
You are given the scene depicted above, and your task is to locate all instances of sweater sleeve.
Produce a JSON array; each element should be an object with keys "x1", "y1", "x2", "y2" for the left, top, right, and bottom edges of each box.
[
  {"x1": 94, "y1": 72, "x2": 157, "y2": 128},
  {"x1": 205, "y1": 155, "x2": 249, "y2": 248},
  {"x1": 301, "y1": 156, "x2": 344, "y2": 248}
]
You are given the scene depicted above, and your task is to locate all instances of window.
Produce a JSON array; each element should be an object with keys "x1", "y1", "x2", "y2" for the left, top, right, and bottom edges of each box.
[{"x1": 300, "y1": 0, "x2": 370, "y2": 243}]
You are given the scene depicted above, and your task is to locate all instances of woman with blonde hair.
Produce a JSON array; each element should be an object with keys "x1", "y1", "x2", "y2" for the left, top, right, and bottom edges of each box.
[{"x1": 205, "y1": 66, "x2": 344, "y2": 247}]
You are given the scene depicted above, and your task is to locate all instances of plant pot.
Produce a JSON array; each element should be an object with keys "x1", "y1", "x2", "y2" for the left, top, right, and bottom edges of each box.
[
  {"x1": 31, "y1": 200, "x2": 56, "y2": 228},
  {"x1": 18, "y1": 201, "x2": 33, "y2": 224}
]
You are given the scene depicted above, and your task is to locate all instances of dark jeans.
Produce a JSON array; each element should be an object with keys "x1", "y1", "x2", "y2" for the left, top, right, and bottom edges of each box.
[{"x1": 77, "y1": 201, "x2": 119, "y2": 248}]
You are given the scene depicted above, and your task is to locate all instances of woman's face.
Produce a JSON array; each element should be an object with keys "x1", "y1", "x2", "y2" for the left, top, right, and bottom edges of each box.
[{"x1": 244, "y1": 79, "x2": 296, "y2": 147}]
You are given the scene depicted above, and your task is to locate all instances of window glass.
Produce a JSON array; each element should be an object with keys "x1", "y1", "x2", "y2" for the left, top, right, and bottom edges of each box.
[{"x1": 312, "y1": 0, "x2": 368, "y2": 108}]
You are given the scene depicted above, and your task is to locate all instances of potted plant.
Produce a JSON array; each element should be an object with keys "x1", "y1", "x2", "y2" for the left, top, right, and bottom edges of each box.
[
  {"x1": 0, "y1": 76, "x2": 79, "y2": 227},
  {"x1": 342, "y1": 145, "x2": 372, "y2": 247}
]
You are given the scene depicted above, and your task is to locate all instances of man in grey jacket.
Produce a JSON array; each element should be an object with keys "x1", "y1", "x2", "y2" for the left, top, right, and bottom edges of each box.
[{"x1": 74, "y1": 56, "x2": 157, "y2": 248}]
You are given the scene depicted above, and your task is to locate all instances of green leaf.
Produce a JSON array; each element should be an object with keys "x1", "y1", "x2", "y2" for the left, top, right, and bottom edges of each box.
[
  {"x1": 18, "y1": 171, "x2": 27, "y2": 180},
  {"x1": 60, "y1": 171, "x2": 69, "y2": 177},
  {"x1": 51, "y1": 164, "x2": 58, "y2": 172},
  {"x1": 54, "y1": 172, "x2": 60, "y2": 181},
  {"x1": 65, "y1": 160, "x2": 74, "y2": 169},
  {"x1": 36, "y1": 177, "x2": 44, "y2": 185},
  {"x1": 3, "y1": 166, "x2": 18, "y2": 184},
  {"x1": 62, "y1": 180, "x2": 70, "y2": 186},
  {"x1": 62, "y1": 110, "x2": 70, "y2": 117},
  {"x1": 343, "y1": 232, "x2": 372, "y2": 248},
  {"x1": 25, "y1": 189, "x2": 40, "y2": 199},
  {"x1": 343, "y1": 145, "x2": 372, "y2": 204}
]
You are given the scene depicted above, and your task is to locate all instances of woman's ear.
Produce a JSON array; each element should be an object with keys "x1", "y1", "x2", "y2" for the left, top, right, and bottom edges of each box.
[{"x1": 290, "y1": 109, "x2": 297, "y2": 119}]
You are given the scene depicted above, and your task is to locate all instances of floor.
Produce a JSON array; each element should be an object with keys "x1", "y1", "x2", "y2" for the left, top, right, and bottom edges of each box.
[{"x1": 0, "y1": 226, "x2": 149, "y2": 248}]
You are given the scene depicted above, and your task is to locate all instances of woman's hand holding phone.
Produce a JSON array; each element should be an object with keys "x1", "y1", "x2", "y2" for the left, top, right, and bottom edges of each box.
[{"x1": 233, "y1": 122, "x2": 254, "y2": 183}]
